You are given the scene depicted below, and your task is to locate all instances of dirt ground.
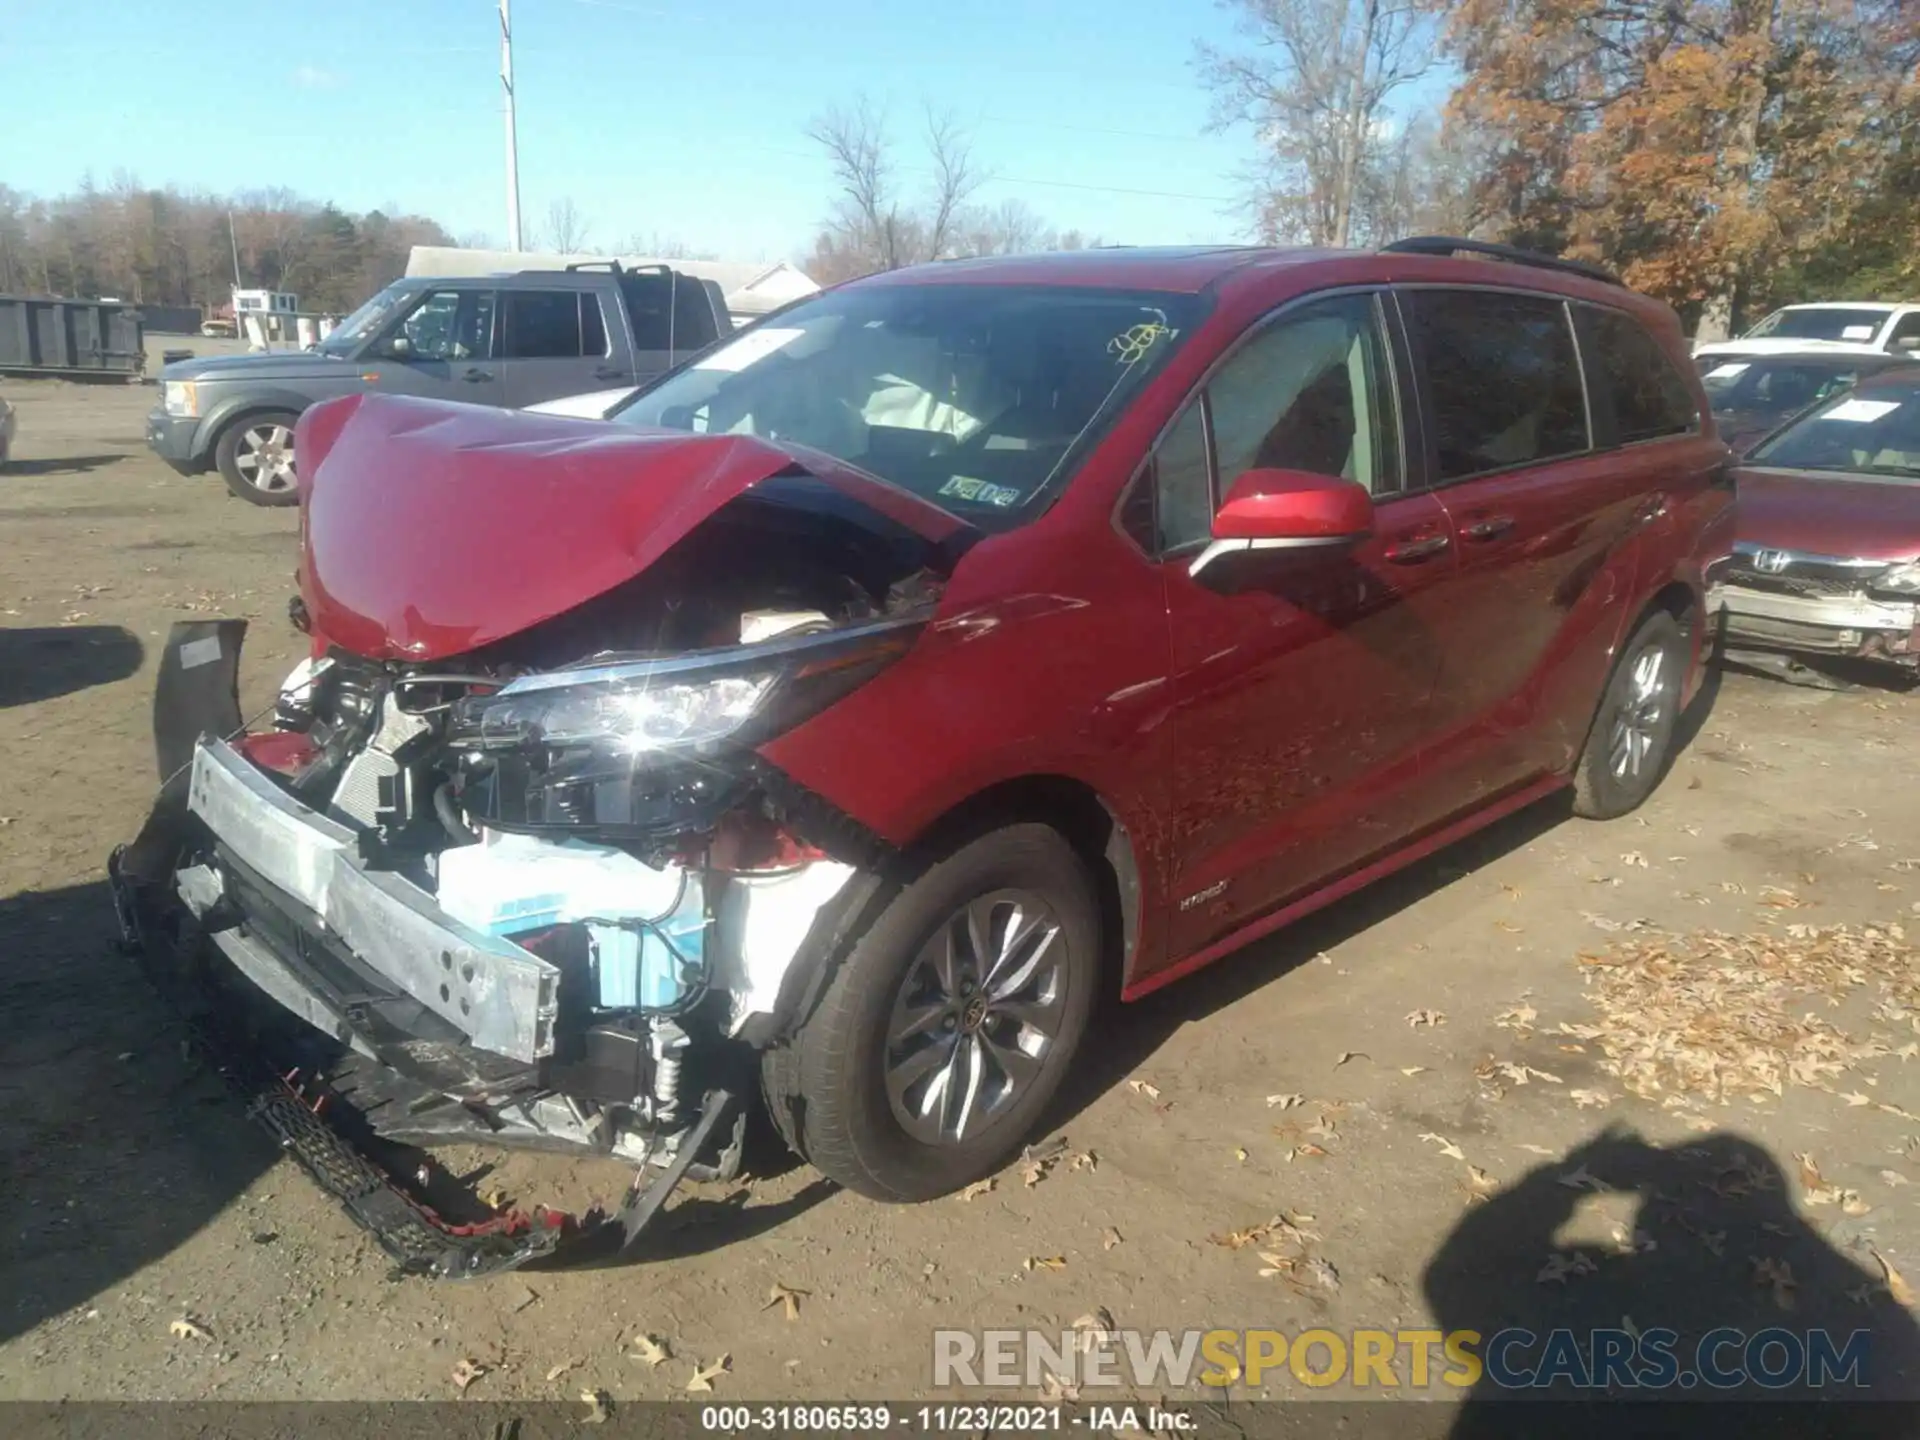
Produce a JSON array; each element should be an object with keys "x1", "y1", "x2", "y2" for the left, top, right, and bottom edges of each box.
[{"x1": 5, "y1": 372, "x2": 1920, "y2": 1409}]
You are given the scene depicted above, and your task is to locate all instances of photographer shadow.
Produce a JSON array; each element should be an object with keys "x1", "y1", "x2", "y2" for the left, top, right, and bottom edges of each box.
[{"x1": 1423, "y1": 1126, "x2": 1920, "y2": 1436}]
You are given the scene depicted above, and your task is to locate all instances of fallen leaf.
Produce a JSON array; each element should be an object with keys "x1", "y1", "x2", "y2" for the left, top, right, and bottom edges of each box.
[
  {"x1": 1101, "y1": 1226, "x2": 1123, "y2": 1250},
  {"x1": 1558, "y1": 1164, "x2": 1604, "y2": 1193},
  {"x1": 1883, "y1": 1171, "x2": 1910, "y2": 1188},
  {"x1": 627, "y1": 1334, "x2": 671, "y2": 1367},
  {"x1": 1752, "y1": 1257, "x2": 1798, "y2": 1311},
  {"x1": 1465, "y1": 1165, "x2": 1500, "y2": 1197},
  {"x1": 1494, "y1": 919, "x2": 1524, "y2": 934},
  {"x1": 1289, "y1": 1142, "x2": 1328, "y2": 1161},
  {"x1": 450, "y1": 1358, "x2": 487, "y2": 1393},
  {"x1": 1621, "y1": 851, "x2": 1648, "y2": 868},
  {"x1": 1420, "y1": 1132, "x2": 1466, "y2": 1161},
  {"x1": 1070, "y1": 1308, "x2": 1117, "y2": 1351},
  {"x1": 479, "y1": 1185, "x2": 511, "y2": 1210},
  {"x1": 959, "y1": 1178, "x2": 995, "y2": 1202},
  {"x1": 764, "y1": 1281, "x2": 810, "y2": 1321},
  {"x1": 1233, "y1": 1146, "x2": 1249, "y2": 1163},
  {"x1": 1400, "y1": 1066, "x2": 1428, "y2": 1077},
  {"x1": 546, "y1": 1359, "x2": 582, "y2": 1382},
  {"x1": 1256, "y1": 1250, "x2": 1294, "y2": 1279},
  {"x1": 1873, "y1": 1250, "x2": 1916, "y2": 1306},
  {"x1": 1333, "y1": 1051, "x2": 1369, "y2": 1068},
  {"x1": 169, "y1": 1318, "x2": 212, "y2": 1343},
  {"x1": 1304, "y1": 1256, "x2": 1341, "y2": 1291},
  {"x1": 1068, "y1": 1150, "x2": 1097, "y2": 1172},
  {"x1": 1495, "y1": 1004, "x2": 1538, "y2": 1030},
  {"x1": 1126, "y1": 1078, "x2": 1161, "y2": 1101},
  {"x1": 1844, "y1": 1092, "x2": 1873, "y2": 1107},
  {"x1": 580, "y1": 1388, "x2": 611, "y2": 1423},
  {"x1": 1537, "y1": 1252, "x2": 1598, "y2": 1284},
  {"x1": 1307, "y1": 1112, "x2": 1339, "y2": 1140},
  {"x1": 1845, "y1": 1195, "x2": 1875, "y2": 1217},
  {"x1": 1518, "y1": 1144, "x2": 1556, "y2": 1156},
  {"x1": 686, "y1": 1355, "x2": 732, "y2": 1393},
  {"x1": 1024, "y1": 1255, "x2": 1068, "y2": 1272},
  {"x1": 1038, "y1": 1372, "x2": 1080, "y2": 1401},
  {"x1": 1406, "y1": 1008, "x2": 1446, "y2": 1028},
  {"x1": 1266, "y1": 1093, "x2": 1306, "y2": 1110},
  {"x1": 1569, "y1": 1088, "x2": 1611, "y2": 1109}
]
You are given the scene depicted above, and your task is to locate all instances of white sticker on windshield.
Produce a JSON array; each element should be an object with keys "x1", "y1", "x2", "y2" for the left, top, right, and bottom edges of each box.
[
  {"x1": 1841, "y1": 326, "x2": 1877, "y2": 341},
  {"x1": 1704, "y1": 362, "x2": 1750, "y2": 380},
  {"x1": 1819, "y1": 398, "x2": 1902, "y2": 423},
  {"x1": 693, "y1": 327, "x2": 805, "y2": 372}
]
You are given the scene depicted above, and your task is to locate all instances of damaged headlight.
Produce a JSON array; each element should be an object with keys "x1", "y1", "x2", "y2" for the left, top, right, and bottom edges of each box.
[
  {"x1": 1870, "y1": 561, "x2": 1920, "y2": 597},
  {"x1": 454, "y1": 671, "x2": 776, "y2": 752},
  {"x1": 446, "y1": 618, "x2": 922, "y2": 840}
]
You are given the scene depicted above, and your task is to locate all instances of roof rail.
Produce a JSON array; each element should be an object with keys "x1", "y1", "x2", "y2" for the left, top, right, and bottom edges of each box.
[
  {"x1": 1381, "y1": 235, "x2": 1624, "y2": 288},
  {"x1": 563, "y1": 259, "x2": 625, "y2": 275}
]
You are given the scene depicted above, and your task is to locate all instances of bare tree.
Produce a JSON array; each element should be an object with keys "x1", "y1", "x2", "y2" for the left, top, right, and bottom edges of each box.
[
  {"x1": 805, "y1": 98, "x2": 984, "y2": 276},
  {"x1": 1200, "y1": 0, "x2": 1436, "y2": 247},
  {"x1": 619, "y1": 231, "x2": 719, "y2": 261},
  {"x1": 542, "y1": 196, "x2": 591, "y2": 253}
]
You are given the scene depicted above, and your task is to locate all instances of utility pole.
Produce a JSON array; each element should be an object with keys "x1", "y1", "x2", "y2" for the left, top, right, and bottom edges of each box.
[
  {"x1": 227, "y1": 210, "x2": 243, "y2": 287},
  {"x1": 501, "y1": 0, "x2": 523, "y2": 251}
]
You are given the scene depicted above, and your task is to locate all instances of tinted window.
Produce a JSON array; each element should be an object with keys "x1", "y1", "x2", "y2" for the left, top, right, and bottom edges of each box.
[
  {"x1": 1403, "y1": 289, "x2": 1588, "y2": 481},
  {"x1": 398, "y1": 289, "x2": 494, "y2": 361},
  {"x1": 504, "y1": 290, "x2": 587, "y2": 359},
  {"x1": 1888, "y1": 313, "x2": 1920, "y2": 351},
  {"x1": 1586, "y1": 307, "x2": 1698, "y2": 442},
  {"x1": 1150, "y1": 293, "x2": 1399, "y2": 553},
  {"x1": 619, "y1": 272, "x2": 722, "y2": 352}
]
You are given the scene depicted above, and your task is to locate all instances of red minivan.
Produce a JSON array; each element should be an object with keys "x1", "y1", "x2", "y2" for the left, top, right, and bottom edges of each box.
[{"x1": 114, "y1": 239, "x2": 1735, "y2": 1273}]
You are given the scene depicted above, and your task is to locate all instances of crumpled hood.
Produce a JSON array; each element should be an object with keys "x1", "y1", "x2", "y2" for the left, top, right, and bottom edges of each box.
[
  {"x1": 1735, "y1": 467, "x2": 1920, "y2": 563},
  {"x1": 296, "y1": 394, "x2": 977, "y2": 660}
]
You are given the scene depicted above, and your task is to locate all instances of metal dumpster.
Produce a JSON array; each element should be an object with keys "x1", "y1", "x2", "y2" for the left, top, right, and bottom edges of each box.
[{"x1": 0, "y1": 296, "x2": 145, "y2": 379}]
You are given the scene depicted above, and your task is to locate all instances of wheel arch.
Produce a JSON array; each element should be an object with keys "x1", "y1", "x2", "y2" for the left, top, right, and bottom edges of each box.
[
  {"x1": 758, "y1": 772, "x2": 1143, "y2": 1045},
  {"x1": 199, "y1": 395, "x2": 310, "y2": 461}
]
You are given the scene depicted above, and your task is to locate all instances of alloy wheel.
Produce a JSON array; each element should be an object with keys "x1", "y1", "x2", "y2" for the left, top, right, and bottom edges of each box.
[
  {"x1": 884, "y1": 889, "x2": 1068, "y2": 1146},
  {"x1": 233, "y1": 422, "x2": 297, "y2": 494},
  {"x1": 1608, "y1": 641, "x2": 1670, "y2": 781}
]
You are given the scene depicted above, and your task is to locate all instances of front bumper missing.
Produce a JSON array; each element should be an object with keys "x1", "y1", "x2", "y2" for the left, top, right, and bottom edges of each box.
[
  {"x1": 107, "y1": 619, "x2": 743, "y2": 1277},
  {"x1": 1709, "y1": 584, "x2": 1920, "y2": 664}
]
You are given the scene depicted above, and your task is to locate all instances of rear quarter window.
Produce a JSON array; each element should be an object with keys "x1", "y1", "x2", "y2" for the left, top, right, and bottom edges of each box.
[{"x1": 1584, "y1": 306, "x2": 1699, "y2": 443}]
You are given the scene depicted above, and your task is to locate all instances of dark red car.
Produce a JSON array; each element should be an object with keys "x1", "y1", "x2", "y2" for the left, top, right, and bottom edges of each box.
[
  {"x1": 1712, "y1": 365, "x2": 1920, "y2": 678},
  {"x1": 113, "y1": 239, "x2": 1734, "y2": 1273},
  {"x1": 1698, "y1": 351, "x2": 1908, "y2": 455}
]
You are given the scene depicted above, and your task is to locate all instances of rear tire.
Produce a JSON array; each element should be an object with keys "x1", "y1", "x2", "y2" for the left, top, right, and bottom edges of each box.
[
  {"x1": 215, "y1": 411, "x2": 300, "y2": 507},
  {"x1": 1572, "y1": 610, "x2": 1685, "y2": 819},
  {"x1": 761, "y1": 823, "x2": 1099, "y2": 1202}
]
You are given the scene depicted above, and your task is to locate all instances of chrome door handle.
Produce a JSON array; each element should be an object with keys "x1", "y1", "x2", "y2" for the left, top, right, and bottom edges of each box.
[
  {"x1": 462, "y1": 367, "x2": 493, "y2": 382},
  {"x1": 1384, "y1": 534, "x2": 1451, "y2": 563},
  {"x1": 1462, "y1": 515, "x2": 1515, "y2": 541},
  {"x1": 594, "y1": 365, "x2": 625, "y2": 381}
]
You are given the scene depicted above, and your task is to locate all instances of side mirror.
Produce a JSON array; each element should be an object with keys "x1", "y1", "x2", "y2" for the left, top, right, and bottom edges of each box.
[
  {"x1": 385, "y1": 334, "x2": 413, "y2": 360},
  {"x1": 1189, "y1": 468, "x2": 1372, "y2": 580}
]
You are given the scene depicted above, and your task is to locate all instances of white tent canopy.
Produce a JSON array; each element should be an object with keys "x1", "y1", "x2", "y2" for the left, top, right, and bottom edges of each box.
[{"x1": 403, "y1": 247, "x2": 819, "y2": 326}]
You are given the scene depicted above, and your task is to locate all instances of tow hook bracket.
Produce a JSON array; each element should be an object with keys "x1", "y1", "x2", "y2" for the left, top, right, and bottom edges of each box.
[{"x1": 618, "y1": 1089, "x2": 734, "y2": 1253}]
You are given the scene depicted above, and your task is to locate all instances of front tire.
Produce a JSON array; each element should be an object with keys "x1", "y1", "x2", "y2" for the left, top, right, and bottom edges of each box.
[
  {"x1": 763, "y1": 824, "x2": 1100, "y2": 1202},
  {"x1": 1572, "y1": 609, "x2": 1685, "y2": 819},
  {"x1": 214, "y1": 411, "x2": 300, "y2": 507}
]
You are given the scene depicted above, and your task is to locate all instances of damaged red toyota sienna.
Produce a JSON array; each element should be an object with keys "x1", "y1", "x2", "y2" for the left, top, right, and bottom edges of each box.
[{"x1": 111, "y1": 240, "x2": 1734, "y2": 1275}]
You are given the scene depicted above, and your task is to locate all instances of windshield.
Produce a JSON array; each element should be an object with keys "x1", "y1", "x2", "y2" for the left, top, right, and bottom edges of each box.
[
  {"x1": 1742, "y1": 307, "x2": 1889, "y2": 344},
  {"x1": 316, "y1": 282, "x2": 416, "y2": 355},
  {"x1": 1699, "y1": 358, "x2": 1870, "y2": 415},
  {"x1": 1749, "y1": 377, "x2": 1920, "y2": 481},
  {"x1": 610, "y1": 283, "x2": 1200, "y2": 527}
]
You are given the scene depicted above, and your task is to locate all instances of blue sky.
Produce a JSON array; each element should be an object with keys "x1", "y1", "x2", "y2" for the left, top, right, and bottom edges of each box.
[{"x1": 2, "y1": 0, "x2": 1296, "y2": 263}]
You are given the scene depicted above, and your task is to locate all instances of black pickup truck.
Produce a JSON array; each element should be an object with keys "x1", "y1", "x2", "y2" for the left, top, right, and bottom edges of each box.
[{"x1": 147, "y1": 262, "x2": 732, "y2": 505}]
